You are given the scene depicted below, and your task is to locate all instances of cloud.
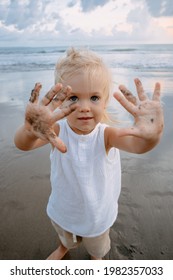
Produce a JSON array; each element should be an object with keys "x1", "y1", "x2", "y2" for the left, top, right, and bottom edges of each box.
[
  {"x1": 145, "y1": 0, "x2": 173, "y2": 17},
  {"x1": 0, "y1": 0, "x2": 172, "y2": 46},
  {"x1": 80, "y1": 0, "x2": 109, "y2": 12},
  {"x1": 127, "y1": 6, "x2": 159, "y2": 42},
  {"x1": 0, "y1": 0, "x2": 46, "y2": 31}
]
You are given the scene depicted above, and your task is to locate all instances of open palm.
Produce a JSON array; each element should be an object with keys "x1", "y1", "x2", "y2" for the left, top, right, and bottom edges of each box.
[
  {"x1": 113, "y1": 78, "x2": 164, "y2": 140},
  {"x1": 25, "y1": 83, "x2": 77, "y2": 152}
]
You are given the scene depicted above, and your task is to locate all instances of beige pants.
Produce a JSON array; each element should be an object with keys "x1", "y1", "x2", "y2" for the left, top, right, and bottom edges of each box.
[{"x1": 51, "y1": 220, "x2": 111, "y2": 258}]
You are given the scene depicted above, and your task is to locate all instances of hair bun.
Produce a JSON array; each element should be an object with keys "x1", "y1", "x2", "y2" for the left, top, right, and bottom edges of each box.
[{"x1": 66, "y1": 47, "x2": 78, "y2": 59}]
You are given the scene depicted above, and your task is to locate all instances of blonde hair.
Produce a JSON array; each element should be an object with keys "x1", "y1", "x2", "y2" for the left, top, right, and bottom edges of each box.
[{"x1": 55, "y1": 47, "x2": 114, "y2": 123}]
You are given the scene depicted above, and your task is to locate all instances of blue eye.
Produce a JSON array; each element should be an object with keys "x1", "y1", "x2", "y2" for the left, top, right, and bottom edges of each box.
[
  {"x1": 69, "y1": 96, "x2": 78, "y2": 102},
  {"x1": 91, "y1": 96, "x2": 100, "y2": 102}
]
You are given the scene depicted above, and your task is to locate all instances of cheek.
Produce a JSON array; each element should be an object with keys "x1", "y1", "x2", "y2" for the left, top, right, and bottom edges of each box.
[
  {"x1": 66, "y1": 112, "x2": 75, "y2": 122},
  {"x1": 99, "y1": 101, "x2": 107, "y2": 111},
  {"x1": 94, "y1": 105, "x2": 105, "y2": 118}
]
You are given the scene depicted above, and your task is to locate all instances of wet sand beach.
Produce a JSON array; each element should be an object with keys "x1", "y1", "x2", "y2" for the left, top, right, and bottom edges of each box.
[{"x1": 0, "y1": 68, "x2": 173, "y2": 260}]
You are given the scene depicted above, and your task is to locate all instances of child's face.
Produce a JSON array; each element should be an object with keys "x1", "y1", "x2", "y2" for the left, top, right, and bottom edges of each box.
[{"x1": 63, "y1": 72, "x2": 107, "y2": 135}]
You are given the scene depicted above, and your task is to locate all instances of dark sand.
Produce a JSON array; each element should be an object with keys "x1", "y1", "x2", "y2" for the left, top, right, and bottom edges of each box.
[{"x1": 0, "y1": 71, "x2": 173, "y2": 260}]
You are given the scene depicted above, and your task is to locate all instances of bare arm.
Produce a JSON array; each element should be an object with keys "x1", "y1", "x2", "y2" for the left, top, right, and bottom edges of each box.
[
  {"x1": 14, "y1": 124, "x2": 49, "y2": 151},
  {"x1": 105, "y1": 78, "x2": 164, "y2": 154},
  {"x1": 14, "y1": 83, "x2": 78, "y2": 152}
]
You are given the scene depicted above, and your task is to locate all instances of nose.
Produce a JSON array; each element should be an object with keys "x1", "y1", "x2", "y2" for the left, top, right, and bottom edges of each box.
[{"x1": 79, "y1": 100, "x2": 90, "y2": 112}]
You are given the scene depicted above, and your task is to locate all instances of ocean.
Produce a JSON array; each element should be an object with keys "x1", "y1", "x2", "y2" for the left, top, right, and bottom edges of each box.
[
  {"x1": 0, "y1": 44, "x2": 172, "y2": 73},
  {"x1": 0, "y1": 44, "x2": 172, "y2": 105}
]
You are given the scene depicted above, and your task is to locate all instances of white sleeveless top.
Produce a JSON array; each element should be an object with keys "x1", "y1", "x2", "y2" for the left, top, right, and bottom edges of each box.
[{"x1": 47, "y1": 119, "x2": 121, "y2": 237}]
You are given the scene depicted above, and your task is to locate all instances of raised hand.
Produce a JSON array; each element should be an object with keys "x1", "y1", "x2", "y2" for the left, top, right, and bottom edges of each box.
[
  {"x1": 25, "y1": 82, "x2": 77, "y2": 152},
  {"x1": 113, "y1": 78, "x2": 164, "y2": 140}
]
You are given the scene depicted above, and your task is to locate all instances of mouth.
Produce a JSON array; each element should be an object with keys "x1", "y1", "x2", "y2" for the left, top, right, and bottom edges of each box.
[{"x1": 78, "y1": 117, "x2": 93, "y2": 120}]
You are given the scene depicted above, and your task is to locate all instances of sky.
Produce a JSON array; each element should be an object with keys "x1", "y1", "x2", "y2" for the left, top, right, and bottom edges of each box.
[{"x1": 0, "y1": 0, "x2": 173, "y2": 47}]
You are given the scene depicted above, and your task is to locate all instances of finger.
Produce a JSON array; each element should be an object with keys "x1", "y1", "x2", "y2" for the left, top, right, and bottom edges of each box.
[
  {"x1": 29, "y1": 83, "x2": 42, "y2": 103},
  {"x1": 52, "y1": 103, "x2": 78, "y2": 123},
  {"x1": 113, "y1": 92, "x2": 137, "y2": 115},
  {"x1": 62, "y1": 85, "x2": 72, "y2": 98},
  {"x1": 47, "y1": 132, "x2": 67, "y2": 153},
  {"x1": 119, "y1": 85, "x2": 137, "y2": 105},
  {"x1": 40, "y1": 83, "x2": 63, "y2": 106},
  {"x1": 134, "y1": 78, "x2": 147, "y2": 101},
  {"x1": 50, "y1": 85, "x2": 72, "y2": 111},
  {"x1": 152, "y1": 82, "x2": 161, "y2": 101}
]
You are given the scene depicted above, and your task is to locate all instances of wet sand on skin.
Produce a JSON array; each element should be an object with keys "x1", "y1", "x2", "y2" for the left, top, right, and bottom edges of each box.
[{"x1": 0, "y1": 84, "x2": 173, "y2": 260}]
